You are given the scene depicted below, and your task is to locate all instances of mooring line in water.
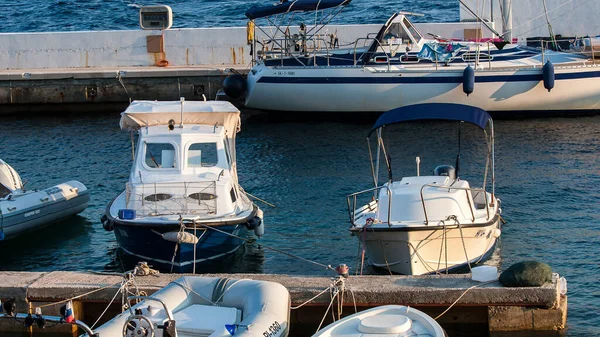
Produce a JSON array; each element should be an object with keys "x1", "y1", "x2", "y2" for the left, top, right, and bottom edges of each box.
[
  {"x1": 193, "y1": 221, "x2": 336, "y2": 272},
  {"x1": 244, "y1": 191, "x2": 276, "y2": 208}
]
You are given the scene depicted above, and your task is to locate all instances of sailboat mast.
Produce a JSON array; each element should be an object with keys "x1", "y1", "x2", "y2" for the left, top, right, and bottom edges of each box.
[
  {"x1": 458, "y1": 0, "x2": 503, "y2": 39},
  {"x1": 502, "y1": 0, "x2": 512, "y2": 41}
]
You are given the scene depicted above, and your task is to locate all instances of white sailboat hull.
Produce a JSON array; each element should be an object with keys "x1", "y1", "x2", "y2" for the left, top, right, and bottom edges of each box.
[{"x1": 246, "y1": 64, "x2": 600, "y2": 112}]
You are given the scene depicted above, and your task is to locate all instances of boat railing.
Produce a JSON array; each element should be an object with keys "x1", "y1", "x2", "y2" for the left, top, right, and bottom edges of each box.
[
  {"x1": 521, "y1": 37, "x2": 599, "y2": 64},
  {"x1": 259, "y1": 35, "x2": 332, "y2": 66},
  {"x1": 353, "y1": 38, "x2": 391, "y2": 70},
  {"x1": 0, "y1": 313, "x2": 95, "y2": 336},
  {"x1": 126, "y1": 181, "x2": 217, "y2": 217},
  {"x1": 419, "y1": 184, "x2": 491, "y2": 225},
  {"x1": 346, "y1": 185, "x2": 392, "y2": 226}
]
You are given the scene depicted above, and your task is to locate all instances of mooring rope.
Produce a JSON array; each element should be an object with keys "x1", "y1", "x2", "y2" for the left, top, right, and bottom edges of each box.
[
  {"x1": 192, "y1": 221, "x2": 336, "y2": 273},
  {"x1": 434, "y1": 279, "x2": 497, "y2": 320}
]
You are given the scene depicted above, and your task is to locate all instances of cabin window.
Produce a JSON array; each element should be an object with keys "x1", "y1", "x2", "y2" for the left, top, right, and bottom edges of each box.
[
  {"x1": 230, "y1": 187, "x2": 237, "y2": 203},
  {"x1": 0, "y1": 183, "x2": 11, "y2": 198},
  {"x1": 187, "y1": 142, "x2": 218, "y2": 167},
  {"x1": 403, "y1": 18, "x2": 422, "y2": 43},
  {"x1": 145, "y1": 142, "x2": 177, "y2": 169},
  {"x1": 223, "y1": 137, "x2": 233, "y2": 168}
]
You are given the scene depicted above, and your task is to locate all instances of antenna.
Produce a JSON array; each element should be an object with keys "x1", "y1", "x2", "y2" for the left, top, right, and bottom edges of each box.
[
  {"x1": 179, "y1": 97, "x2": 184, "y2": 128},
  {"x1": 416, "y1": 156, "x2": 420, "y2": 176},
  {"x1": 455, "y1": 122, "x2": 462, "y2": 178}
]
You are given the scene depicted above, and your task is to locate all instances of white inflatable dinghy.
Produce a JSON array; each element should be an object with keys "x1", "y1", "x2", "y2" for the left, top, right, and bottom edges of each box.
[
  {"x1": 94, "y1": 276, "x2": 290, "y2": 337},
  {"x1": 0, "y1": 159, "x2": 89, "y2": 240},
  {"x1": 312, "y1": 305, "x2": 445, "y2": 337}
]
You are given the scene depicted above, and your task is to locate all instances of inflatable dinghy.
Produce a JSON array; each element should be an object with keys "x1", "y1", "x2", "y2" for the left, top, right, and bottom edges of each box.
[
  {"x1": 0, "y1": 159, "x2": 89, "y2": 240},
  {"x1": 313, "y1": 305, "x2": 445, "y2": 337},
  {"x1": 94, "y1": 276, "x2": 290, "y2": 337}
]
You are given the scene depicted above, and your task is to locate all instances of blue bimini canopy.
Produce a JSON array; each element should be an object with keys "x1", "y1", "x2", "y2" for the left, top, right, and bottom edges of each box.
[
  {"x1": 369, "y1": 103, "x2": 491, "y2": 136},
  {"x1": 245, "y1": 0, "x2": 351, "y2": 20}
]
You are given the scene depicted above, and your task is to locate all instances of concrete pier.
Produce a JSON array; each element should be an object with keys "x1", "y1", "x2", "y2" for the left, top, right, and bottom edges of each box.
[
  {"x1": 0, "y1": 21, "x2": 490, "y2": 114},
  {"x1": 0, "y1": 65, "x2": 247, "y2": 114},
  {"x1": 0, "y1": 271, "x2": 567, "y2": 336}
]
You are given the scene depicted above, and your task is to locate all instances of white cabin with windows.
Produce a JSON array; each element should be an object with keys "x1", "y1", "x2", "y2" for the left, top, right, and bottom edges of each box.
[{"x1": 118, "y1": 100, "x2": 253, "y2": 221}]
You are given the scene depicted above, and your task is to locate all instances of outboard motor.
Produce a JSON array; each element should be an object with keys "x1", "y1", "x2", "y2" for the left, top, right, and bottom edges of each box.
[
  {"x1": 222, "y1": 74, "x2": 247, "y2": 99},
  {"x1": 434, "y1": 165, "x2": 456, "y2": 180}
]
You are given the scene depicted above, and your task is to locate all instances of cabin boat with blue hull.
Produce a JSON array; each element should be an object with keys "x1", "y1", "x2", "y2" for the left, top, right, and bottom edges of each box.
[
  {"x1": 227, "y1": 0, "x2": 600, "y2": 113},
  {"x1": 101, "y1": 100, "x2": 263, "y2": 273},
  {"x1": 347, "y1": 104, "x2": 501, "y2": 275}
]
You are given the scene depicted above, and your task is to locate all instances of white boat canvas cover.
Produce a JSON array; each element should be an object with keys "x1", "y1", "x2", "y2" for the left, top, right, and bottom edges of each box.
[
  {"x1": 119, "y1": 100, "x2": 241, "y2": 135},
  {"x1": 120, "y1": 100, "x2": 242, "y2": 179}
]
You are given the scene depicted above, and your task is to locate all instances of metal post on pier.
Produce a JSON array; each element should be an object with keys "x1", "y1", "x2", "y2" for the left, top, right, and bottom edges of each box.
[{"x1": 592, "y1": 38, "x2": 596, "y2": 65}]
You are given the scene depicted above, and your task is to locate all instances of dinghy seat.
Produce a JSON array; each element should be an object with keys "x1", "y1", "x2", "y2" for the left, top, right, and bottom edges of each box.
[{"x1": 174, "y1": 304, "x2": 241, "y2": 336}]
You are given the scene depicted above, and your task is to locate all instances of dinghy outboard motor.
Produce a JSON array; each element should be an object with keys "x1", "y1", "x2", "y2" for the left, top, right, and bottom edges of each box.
[
  {"x1": 222, "y1": 74, "x2": 247, "y2": 99},
  {"x1": 434, "y1": 165, "x2": 456, "y2": 180}
]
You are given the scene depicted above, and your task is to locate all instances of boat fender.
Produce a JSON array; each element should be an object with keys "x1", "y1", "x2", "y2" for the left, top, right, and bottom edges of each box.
[
  {"x1": 222, "y1": 74, "x2": 247, "y2": 99},
  {"x1": 463, "y1": 65, "x2": 475, "y2": 96},
  {"x1": 246, "y1": 208, "x2": 264, "y2": 237},
  {"x1": 493, "y1": 228, "x2": 501, "y2": 238},
  {"x1": 101, "y1": 215, "x2": 114, "y2": 231},
  {"x1": 543, "y1": 61, "x2": 555, "y2": 92},
  {"x1": 161, "y1": 231, "x2": 199, "y2": 244}
]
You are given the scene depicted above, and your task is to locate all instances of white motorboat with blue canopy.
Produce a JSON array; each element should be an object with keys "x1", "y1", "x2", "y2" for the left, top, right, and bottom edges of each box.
[
  {"x1": 101, "y1": 100, "x2": 264, "y2": 273},
  {"x1": 347, "y1": 103, "x2": 501, "y2": 275},
  {"x1": 224, "y1": 1, "x2": 600, "y2": 113},
  {"x1": 0, "y1": 159, "x2": 89, "y2": 241}
]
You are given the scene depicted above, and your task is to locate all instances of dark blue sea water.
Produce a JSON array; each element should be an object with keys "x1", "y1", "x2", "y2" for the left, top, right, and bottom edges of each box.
[
  {"x1": 0, "y1": 112, "x2": 598, "y2": 337},
  {"x1": 0, "y1": 0, "x2": 458, "y2": 33}
]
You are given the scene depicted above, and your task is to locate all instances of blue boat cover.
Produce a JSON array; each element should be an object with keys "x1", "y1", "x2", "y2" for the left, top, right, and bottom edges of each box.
[
  {"x1": 417, "y1": 42, "x2": 467, "y2": 62},
  {"x1": 369, "y1": 103, "x2": 491, "y2": 135},
  {"x1": 245, "y1": 0, "x2": 351, "y2": 20}
]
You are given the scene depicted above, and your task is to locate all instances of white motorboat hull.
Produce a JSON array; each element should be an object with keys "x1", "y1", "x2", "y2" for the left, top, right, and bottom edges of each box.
[
  {"x1": 246, "y1": 64, "x2": 600, "y2": 112},
  {"x1": 0, "y1": 181, "x2": 90, "y2": 240},
  {"x1": 94, "y1": 276, "x2": 290, "y2": 337},
  {"x1": 312, "y1": 305, "x2": 445, "y2": 337},
  {"x1": 352, "y1": 218, "x2": 500, "y2": 275}
]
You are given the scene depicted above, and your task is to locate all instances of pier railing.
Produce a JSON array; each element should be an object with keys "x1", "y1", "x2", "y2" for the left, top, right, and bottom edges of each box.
[{"x1": 126, "y1": 181, "x2": 217, "y2": 217}]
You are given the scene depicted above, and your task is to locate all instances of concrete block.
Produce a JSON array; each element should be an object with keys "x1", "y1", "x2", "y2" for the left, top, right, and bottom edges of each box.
[
  {"x1": 0, "y1": 272, "x2": 45, "y2": 312},
  {"x1": 488, "y1": 295, "x2": 567, "y2": 331}
]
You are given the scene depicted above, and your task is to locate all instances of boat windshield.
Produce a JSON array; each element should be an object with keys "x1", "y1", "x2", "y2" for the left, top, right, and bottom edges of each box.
[
  {"x1": 145, "y1": 142, "x2": 177, "y2": 169},
  {"x1": 383, "y1": 18, "x2": 422, "y2": 46},
  {"x1": 187, "y1": 142, "x2": 219, "y2": 168},
  {"x1": 0, "y1": 183, "x2": 10, "y2": 198}
]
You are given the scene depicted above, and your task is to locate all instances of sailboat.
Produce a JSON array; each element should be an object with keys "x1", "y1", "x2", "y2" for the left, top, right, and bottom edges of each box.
[{"x1": 224, "y1": 0, "x2": 600, "y2": 114}]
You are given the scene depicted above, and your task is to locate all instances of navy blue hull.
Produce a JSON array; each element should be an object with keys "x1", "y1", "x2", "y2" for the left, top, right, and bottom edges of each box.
[{"x1": 112, "y1": 221, "x2": 246, "y2": 273}]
